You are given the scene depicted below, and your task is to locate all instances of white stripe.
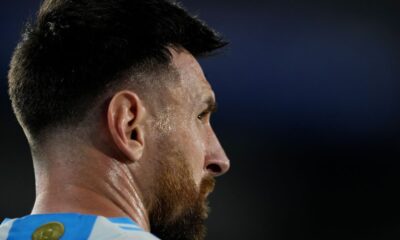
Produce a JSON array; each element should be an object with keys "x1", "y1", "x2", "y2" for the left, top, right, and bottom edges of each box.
[
  {"x1": 0, "y1": 219, "x2": 17, "y2": 240},
  {"x1": 88, "y1": 217, "x2": 159, "y2": 240}
]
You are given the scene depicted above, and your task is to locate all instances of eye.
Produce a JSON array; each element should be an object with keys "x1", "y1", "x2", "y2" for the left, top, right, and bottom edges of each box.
[{"x1": 197, "y1": 110, "x2": 210, "y2": 120}]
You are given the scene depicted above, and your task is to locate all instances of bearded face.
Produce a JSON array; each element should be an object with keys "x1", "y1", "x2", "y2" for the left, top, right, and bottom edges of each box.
[
  {"x1": 141, "y1": 48, "x2": 229, "y2": 240},
  {"x1": 148, "y1": 143, "x2": 215, "y2": 240}
]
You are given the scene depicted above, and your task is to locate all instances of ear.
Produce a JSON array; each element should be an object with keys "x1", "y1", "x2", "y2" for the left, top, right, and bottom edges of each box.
[{"x1": 107, "y1": 90, "x2": 146, "y2": 163}]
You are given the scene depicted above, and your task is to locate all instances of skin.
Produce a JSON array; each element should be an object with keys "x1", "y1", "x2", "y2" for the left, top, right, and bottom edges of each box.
[{"x1": 30, "y1": 47, "x2": 230, "y2": 237}]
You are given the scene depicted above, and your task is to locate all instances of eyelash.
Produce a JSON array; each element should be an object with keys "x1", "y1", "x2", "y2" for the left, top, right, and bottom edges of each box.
[{"x1": 197, "y1": 110, "x2": 210, "y2": 120}]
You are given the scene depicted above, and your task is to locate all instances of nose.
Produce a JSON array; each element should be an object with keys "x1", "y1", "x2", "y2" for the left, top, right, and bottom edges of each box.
[{"x1": 204, "y1": 130, "x2": 230, "y2": 177}]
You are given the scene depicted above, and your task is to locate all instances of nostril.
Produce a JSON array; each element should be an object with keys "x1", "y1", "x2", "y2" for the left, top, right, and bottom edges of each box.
[{"x1": 207, "y1": 164, "x2": 222, "y2": 174}]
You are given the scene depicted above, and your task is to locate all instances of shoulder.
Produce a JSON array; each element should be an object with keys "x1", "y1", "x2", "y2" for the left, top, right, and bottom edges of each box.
[
  {"x1": 0, "y1": 213, "x2": 159, "y2": 240},
  {"x1": 88, "y1": 216, "x2": 159, "y2": 240}
]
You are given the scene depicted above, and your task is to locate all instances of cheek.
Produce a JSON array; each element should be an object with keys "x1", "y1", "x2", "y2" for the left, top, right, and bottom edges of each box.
[{"x1": 179, "y1": 121, "x2": 206, "y2": 185}]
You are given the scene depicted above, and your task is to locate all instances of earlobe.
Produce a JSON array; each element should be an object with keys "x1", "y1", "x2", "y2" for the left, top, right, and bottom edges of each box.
[{"x1": 107, "y1": 91, "x2": 146, "y2": 163}]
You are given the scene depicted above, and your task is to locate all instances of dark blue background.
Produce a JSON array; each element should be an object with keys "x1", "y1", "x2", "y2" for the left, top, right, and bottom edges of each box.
[{"x1": 2, "y1": 1, "x2": 400, "y2": 239}]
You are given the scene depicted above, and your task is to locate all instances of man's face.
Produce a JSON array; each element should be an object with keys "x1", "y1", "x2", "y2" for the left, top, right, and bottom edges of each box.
[{"x1": 143, "y1": 49, "x2": 230, "y2": 240}]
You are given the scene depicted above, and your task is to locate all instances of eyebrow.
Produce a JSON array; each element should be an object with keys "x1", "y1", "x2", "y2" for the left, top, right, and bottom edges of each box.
[{"x1": 204, "y1": 96, "x2": 218, "y2": 113}]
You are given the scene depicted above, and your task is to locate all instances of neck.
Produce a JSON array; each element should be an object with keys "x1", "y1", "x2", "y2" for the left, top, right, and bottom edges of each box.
[{"x1": 31, "y1": 143, "x2": 151, "y2": 231}]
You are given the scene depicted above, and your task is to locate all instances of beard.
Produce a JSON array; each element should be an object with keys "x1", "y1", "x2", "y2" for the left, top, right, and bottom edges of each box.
[{"x1": 148, "y1": 148, "x2": 215, "y2": 240}]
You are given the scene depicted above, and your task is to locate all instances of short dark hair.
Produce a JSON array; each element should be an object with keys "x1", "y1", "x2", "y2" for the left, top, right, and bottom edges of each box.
[{"x1": 8, "y1": 0, "x2": 227, "y2": 138}]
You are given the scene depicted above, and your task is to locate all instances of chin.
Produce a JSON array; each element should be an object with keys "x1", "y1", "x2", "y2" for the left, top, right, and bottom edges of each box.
[
  {"x1": 150, "y1": 198, "x2": 210, "y2": 240},
  {"x1": 148, "y1": 144, "x2": 216, "y2": 240}
]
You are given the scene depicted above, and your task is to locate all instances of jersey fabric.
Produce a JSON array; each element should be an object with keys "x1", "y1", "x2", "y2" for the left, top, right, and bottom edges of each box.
[{"x1": 0, "y1": 213, "x2": 159, "y2": 240}]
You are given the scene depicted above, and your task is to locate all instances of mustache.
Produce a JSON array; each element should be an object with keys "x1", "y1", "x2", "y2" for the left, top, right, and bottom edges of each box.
[{"x1": 199, "y1": 175, "x2": 216, "y2": 198}]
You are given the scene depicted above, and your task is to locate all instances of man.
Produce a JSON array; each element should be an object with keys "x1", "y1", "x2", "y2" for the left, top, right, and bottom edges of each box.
[{"x1": 0, "y1": 0, "x2": 230, "y2": 239}]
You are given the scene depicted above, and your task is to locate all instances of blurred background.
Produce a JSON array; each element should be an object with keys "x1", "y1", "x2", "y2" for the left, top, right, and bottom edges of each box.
[{"x1": 1, "y1": 0, "x2": 400, "y2": 239}]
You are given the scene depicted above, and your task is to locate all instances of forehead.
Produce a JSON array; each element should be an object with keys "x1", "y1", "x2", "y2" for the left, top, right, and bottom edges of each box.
[
  {"x1": 146, "y1": 48, "x2": 215, "y2": 129},
  {"x1": 169, "y1": 47, "x2": 212, "y2": 93}
]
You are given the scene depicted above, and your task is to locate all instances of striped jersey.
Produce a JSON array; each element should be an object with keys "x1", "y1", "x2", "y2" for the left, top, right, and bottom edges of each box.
[{"x1": 0, "y1": 213, "x2": 159, "y2": 240}]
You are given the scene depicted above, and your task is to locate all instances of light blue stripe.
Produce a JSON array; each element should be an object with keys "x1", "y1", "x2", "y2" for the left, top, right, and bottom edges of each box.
[
  {"x1": 120, "y1": 226, "x2": 141, "y2": 231},
  {"x1": 108, "y1": 217, "x2": 137, "y2": 225}
]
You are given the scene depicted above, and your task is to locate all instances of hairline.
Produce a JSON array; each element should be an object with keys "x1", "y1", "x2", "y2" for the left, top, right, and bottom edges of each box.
[{"x1": 30, "y1": 55, "x2": 181, "y2": 147}]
